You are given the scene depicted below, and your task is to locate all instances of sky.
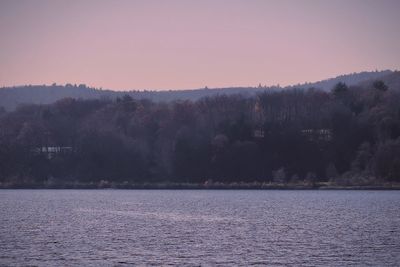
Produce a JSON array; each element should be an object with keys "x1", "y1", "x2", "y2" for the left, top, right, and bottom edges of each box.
[{"x1": 0, "y1": 0, "x2": 399, "y2": 90}]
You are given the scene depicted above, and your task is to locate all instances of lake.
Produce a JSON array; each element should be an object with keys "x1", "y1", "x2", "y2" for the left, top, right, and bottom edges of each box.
[{"x1": 0, "y1": 190, "x2": 399, "y2": 266}]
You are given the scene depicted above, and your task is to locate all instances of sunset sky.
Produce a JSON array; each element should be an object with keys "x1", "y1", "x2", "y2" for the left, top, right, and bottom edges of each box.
[{"x1": 1, "y1": 0, "x2": 399, "y2": 90}]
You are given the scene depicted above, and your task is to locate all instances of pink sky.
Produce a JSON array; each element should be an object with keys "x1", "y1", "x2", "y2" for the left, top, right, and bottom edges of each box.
[{"x1": 1, "y1": 0, "x2": 399, "y2": 90}]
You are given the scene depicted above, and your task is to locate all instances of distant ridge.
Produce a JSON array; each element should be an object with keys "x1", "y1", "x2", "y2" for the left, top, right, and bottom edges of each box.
[
  {"x1": 0, "y1": 70, "x2": 398, "y2": 111},
  {"x1": 288, "y1": 70, "x2": 394, "y2": 91}
]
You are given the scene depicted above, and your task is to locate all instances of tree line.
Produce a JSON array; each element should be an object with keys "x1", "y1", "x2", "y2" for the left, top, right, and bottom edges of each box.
[
  {"x1": 0, "y1": 80, "x2": 399, "y2": 187},
  {"x1": 0, "y1": 70, "x2": 395, "y2": 111}
]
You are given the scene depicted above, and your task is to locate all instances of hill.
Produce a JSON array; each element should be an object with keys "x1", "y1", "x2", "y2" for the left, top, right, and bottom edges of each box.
[
  {"x1": 1, "y1": 77, "x2": 400, "y2": 187},
  {"x1": 289, "y1": 70, "x2": 394, "y2": 90},
  {"x1": 0, "y1": 70, "x2": 397, "y2": 111}
]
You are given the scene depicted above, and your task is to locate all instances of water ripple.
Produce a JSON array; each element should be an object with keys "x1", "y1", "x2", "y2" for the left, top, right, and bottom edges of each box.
[{"x1": 1, "y1": 190, "x2": 399, "y2": 266}]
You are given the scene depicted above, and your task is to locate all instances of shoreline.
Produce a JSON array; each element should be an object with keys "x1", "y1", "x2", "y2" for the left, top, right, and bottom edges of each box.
[{"x1": 1, "y1": 182, "x2": 400, "y2": 190}]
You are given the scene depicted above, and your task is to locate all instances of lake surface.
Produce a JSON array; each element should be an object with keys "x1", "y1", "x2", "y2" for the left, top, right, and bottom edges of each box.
[{"x1": 0, "y1": 190, "x2": 399, "y2": 266}]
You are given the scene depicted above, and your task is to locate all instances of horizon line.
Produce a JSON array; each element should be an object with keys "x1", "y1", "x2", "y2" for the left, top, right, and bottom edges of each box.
[{"x1": 1, "y1": 69, "x2": 396, "y2": 92}]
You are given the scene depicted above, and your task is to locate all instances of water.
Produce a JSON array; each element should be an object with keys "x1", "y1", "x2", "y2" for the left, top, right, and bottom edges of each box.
[{"x1": 0, "y1": 190, "x2": 399, "y2": 266}]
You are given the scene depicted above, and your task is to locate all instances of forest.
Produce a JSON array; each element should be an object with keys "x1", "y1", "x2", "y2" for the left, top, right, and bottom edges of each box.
[{"x1": 1, "y1": 80, "x2": 400, "y2": 188}]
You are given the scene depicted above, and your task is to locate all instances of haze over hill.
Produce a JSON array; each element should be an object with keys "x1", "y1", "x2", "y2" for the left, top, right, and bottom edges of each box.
[{"x1": 0, "y1": 70, "x2": 398, "y2": 111}]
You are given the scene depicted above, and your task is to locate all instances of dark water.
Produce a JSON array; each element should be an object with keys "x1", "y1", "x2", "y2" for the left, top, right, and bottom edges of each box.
[{"x1": 0, "y1": 190, "x2": 399, "y2": 266}]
